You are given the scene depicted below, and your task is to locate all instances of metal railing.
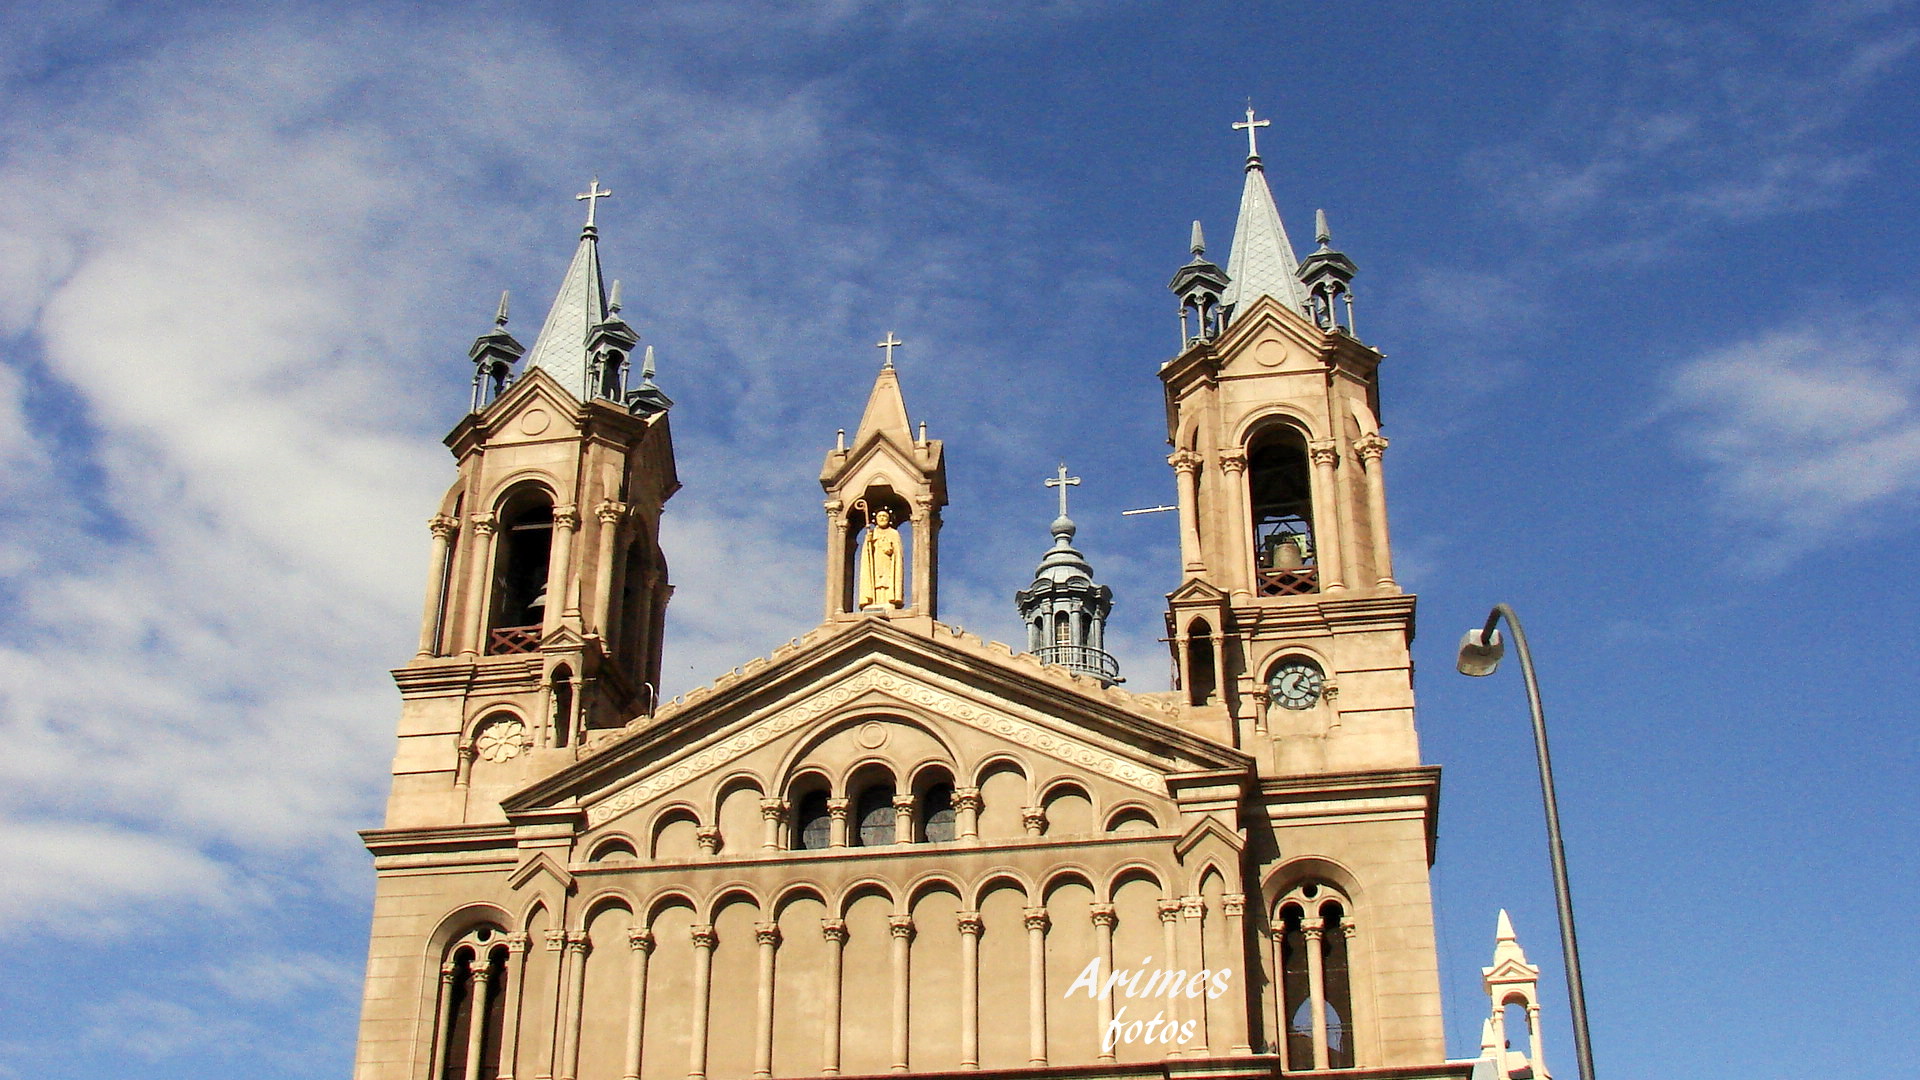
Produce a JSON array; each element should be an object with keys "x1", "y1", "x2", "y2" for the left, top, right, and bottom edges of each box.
[{"x1": 1036, "y1": 644, "x2": 1119, "y2": 682}]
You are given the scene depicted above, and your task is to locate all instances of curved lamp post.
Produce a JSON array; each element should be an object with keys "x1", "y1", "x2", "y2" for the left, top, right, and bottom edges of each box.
[{"x1": 1457, "y1": 604, "x2": 1596, "y2": 1080}]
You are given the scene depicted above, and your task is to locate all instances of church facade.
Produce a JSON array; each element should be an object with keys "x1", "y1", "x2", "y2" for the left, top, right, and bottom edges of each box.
[{"x1": 353, "y1": 120, "x2": 1542, "y2": 1080}]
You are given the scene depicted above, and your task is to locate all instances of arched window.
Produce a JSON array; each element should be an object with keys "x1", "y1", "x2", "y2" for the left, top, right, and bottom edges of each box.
[
  {"x1": 794, "y1": 789, "x2": 833, "y2": 850},
  {"x1": 1187, "y1": 619, "x2": 1216, "y2": 706},
  {"x1": 1274, "y1": 883, "x2": 1357, "y2": 1070},
  {"x1": 436, "y1": 929, "x2": 508, "y2": 1080},
  {"x1": 853, "y1": 781, "x2": 896, "y2": 846},
  {"x1": 550, "y1": 665, "x2": 573, "y2": 749},
  {"x1": 919, "y1": 782, "x2": 956, "y2": 843},
  {"x1": 1248, "y1": 426, "x2": 1317, "y2": 596},
  {"x1": 489, "y1": 488, "x2": 554, "y2": 653}
]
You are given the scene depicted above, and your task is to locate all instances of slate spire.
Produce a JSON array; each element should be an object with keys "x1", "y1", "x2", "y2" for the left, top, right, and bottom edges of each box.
[
  {"x1": 524, "y1": 181, "x2": 613, "y2": 399},
  {"x1": 1221, "y1": 105, "x2": 1309, "y2": 323}
]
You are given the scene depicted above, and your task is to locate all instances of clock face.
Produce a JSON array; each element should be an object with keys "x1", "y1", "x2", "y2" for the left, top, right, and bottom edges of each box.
[{"x1": 1268, "y1": 659, "x2": 1324, "y2": 710}]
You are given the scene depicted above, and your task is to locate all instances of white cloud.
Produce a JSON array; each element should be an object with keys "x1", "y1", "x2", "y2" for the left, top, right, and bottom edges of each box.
[{"x1": 1665, "y1": 312, "x2": 1920, "y2": 538}]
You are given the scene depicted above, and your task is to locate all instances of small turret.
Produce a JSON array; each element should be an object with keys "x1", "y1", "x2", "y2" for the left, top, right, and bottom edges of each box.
[
  {"x1": 1297, "y1": 208, "x2": 1360, "y2": 336},
  {"x1": 586, "y1": 278, "x2": 640, "y2": 402},
  {"x1": 1168, "y1": 220, "x2": 1230, "y2": 347},
  {"x1": 1015, "y1": 464, "x2": 1119, "y2": 685},
  {"x1": 467, "y1": 290, "x2": 524, "y2": 412}
]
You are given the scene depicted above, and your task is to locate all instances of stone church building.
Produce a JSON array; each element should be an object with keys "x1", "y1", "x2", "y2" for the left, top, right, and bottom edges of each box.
[{"x1": 352, "y1": 117, "x2": 1550, "y2": 1080}]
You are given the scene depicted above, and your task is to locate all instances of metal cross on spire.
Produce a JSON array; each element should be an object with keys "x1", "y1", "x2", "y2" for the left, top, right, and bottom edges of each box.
[
  {"x1": 876, "y1": 331, "x2": 904, "y2": 369},
  {"x1": 1045, "y1": 462, "x2": 1081, "y2": 518},
  {"x1": 1233, "y1": 103, "x2": 1270, "y2": 160},
  {"x1": 576, "y1": 177, "x2": 613, "y2": 227}
]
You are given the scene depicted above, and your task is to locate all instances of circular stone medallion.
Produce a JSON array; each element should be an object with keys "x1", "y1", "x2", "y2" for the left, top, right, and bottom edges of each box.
[
  {"x1": 1254, "y1": 339, "x2": 1288, "y2": 368},
  {"x1": 519, "y1": 408, "x2": 551, "y2": 435},
  {"x1": 857, "y1": 721, "x2": 889, "y2": 749}
]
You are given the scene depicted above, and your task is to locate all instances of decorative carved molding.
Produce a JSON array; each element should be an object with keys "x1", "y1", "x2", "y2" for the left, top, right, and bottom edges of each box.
[
  {"x1": 956, "y1": 911, "x2": 984, "y2": 936},
  {"x1": 892, "y1": 794, "x2": 916, "y2": 813},
  {"x1": 429, "y1": 514, "x2": 460, "y2": 539},
  {"x1": 691, "y1": 924, "x2": 717, "y2": 949},
  {"x1": 1023, "y1": 908, "x2": 1050, "y2": 933},
  {"x1": 440, "y1": 962, "x2": 459, "y2": 981},
  {"x1": 1308, "y1": 439, "x2": 1339, "y2": 468},
  {"x1": 504, "y1": 932, "x2": 530, "y2": 955},
  {"x1": 1021, "y1": 806, "x2": 1047, "y2": 833},
  {"x1": 628, "y1": 927, "x2": 656, "y2": 952},
  {"x1": 1089, "y1": 904, "x2": 1117, "y2": 928},
  {"x1": 586, "y1": 665, "x2": 1166, "y2": 825},
  {"x1": 1302, "y1": 924, "x2": 1325, "y2": 942},
  {"x1": 1354, "y1": 433, "x2": 1389, "y2": 462},
  {"x1": 475, "y1": 717, "x2": 530, "y2": 762},
  {"x1": 823, "y1": 499, "x2": 844, "y2": 522},
  {"x1": 888, "y1": 915, "x2": 916, "y2": 940},
  {"x1": 821, "y1": 919, "x2": 849, "y2": 944}
]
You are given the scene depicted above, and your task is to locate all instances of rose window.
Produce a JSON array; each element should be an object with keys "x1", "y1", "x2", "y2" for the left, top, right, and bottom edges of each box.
[{"x1": 475, "y1": 718, "x2": 530, "y2": 762}]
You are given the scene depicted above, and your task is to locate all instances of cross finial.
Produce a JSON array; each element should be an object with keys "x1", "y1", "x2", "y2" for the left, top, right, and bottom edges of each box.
[
  {"x1": 1232, "y1": 103, "x2": 1270, "y2": 160},
  {"x1": 576, "y1": 177, "x2": 613, "y2": 228},
  {"x1": 876, "y1": 331, "x2": 904, "y2": 369},
  {"x1": 1044, "y1": 462, "x2": 1081, "y2": 518}
]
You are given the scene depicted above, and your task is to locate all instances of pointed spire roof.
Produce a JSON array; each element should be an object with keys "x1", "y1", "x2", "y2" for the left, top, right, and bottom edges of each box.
[
  {"x1": 524, "y1": 186, "x2": 613, "y2": 399},
  {"x1": 1221, "y1": 106, "x2": 1309, "y2": 322},
  {"x1": 1491, "y1": 909, "x2": 1531, "y2": 966},
  {"x1": 855, "y1": 359, "x2": 913, "y2": 444}
]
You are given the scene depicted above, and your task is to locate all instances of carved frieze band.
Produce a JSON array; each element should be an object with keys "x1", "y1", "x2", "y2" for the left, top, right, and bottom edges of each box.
[{"x1": 585, "y1": 666, "x2": 1167, "y2": 826}]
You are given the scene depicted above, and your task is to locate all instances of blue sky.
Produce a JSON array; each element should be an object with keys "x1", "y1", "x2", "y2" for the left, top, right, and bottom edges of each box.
[{"x1": 0, "y1": 2, "x2": 1915, "y2": 1077}]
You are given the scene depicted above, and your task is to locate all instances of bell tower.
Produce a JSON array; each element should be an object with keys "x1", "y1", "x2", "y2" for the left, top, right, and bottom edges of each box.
[
  {"x1": 387, "y1": 182, "x2": 679, "y2": 828},
  {"x1": 819, "y1": 335, "x2": 947, "y2": 622},
  {"x1": 1160, "y1": 109, "x2": 1412, "y2": 773}
]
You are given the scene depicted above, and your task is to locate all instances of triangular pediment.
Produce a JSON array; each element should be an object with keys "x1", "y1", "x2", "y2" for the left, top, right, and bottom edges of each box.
[
  {"x1": 506, "y1": 849, "x2": 575, "y2": 892},
  {"x1": 1167, "y1": 577, "x2": 1228, "y2": 604},
  {"x1": 503, "y1": 618, "x2": 1248, "y2": 828}
]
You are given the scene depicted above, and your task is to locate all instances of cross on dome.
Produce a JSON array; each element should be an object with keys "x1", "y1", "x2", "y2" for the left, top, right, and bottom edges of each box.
[
  {"x1": 1233, "y1": 104, "x2": 1271, "y2": 160},
  {"x1": 576, "y1": 177, "x2": 613, "y2": 227},
  {"x1": 1045, "y1": 462, "x2": 1081, "y2": 518}
]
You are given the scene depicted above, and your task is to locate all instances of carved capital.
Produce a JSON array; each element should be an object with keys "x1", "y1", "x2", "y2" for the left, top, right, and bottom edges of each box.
[
  {"x1": 690, "y1": 924, "x2": 718, "y2": 950},
  {"x1": 1340, "y1": 921, "x2": 1357, "y2": 940},
  {"x1": 892, "y1": 793, "x2": 916, "y2": 813},
  {"x1": 824, "y1": 498, "x2": 844, "y2": 522},
  {"x1": 470, "y1": 512, "x2": 498, "y2": 537},
  {"x1": 1023, "y1": 907, "x2": 1050, "y2": 933},
  {"x1": 1020, "y1": 806, "x2": 1047, "y2": 833},
  {"x1": 628, "y1": 927, "x2": 656, "y2": 953},
  {"x1": 428, "y1": 514, "x2": 460, "y2": 539},
  {"x1": 696, "y1": 826, "x2": 722, "y2": 854},
  {"x1": 1167, "y1": 449, "x2": 1203, "y2": 475},
  {"x1": 1249, "y1": 689, "x2": 1270, "y2": 708},
  {"x1": 888, "y1": 915, "x2": 916, "y2": 940},
  {"x1": 951, "y1": 787, "x2": 982, "y2": 813},
  {"x1": 760, "y1": 797, "x2": 789, "y2": 823},
  {"x1": 469, "y1": 965, "x2": 493, "y2": 986},
  {"x1": 504, "y1": 932, "x2": 530, "y2": 955},
  {"x1": 1322, "y1": 679, "x2": 1341, "y2": 701},
  {"x1": 826, "y1": 797, "x2": 850, "y2": 819},
  {"x1": 440, "y1": 962, "x2": 460, "y2": 982},
  {"x1": 821, "y1": 919, "x2": 849, "y2": 944},
  {"x1": 1308, "y1": 439, "x2": 1339, "y2": 468},
  {"x1": 1269, "y1": 927, "x2": 1288, "y2": 944},
  {"x1": 1223, "y1": 893, "x2": 1247, "y2": 918},
  {"x1": 564, "y1": 930, "x2": 590, "y2": 955},
  {"x1": 756, "y1": 922, "x2": 782, "y2": 948},
  {"x1": 1180, "y1": 896, "x2": 1205, "y2": 921},
  {"x1": 553, "y1": 504, "x2": 580, "y2": 531},
  {"x1": 1217, "y1": 449, "x2": 1248, "y2": 475},
  {"x1": 1157, "y1": 899, "x2": 1182, "y2": 924},
  {"x1": 956, "y1": 910, "x2": 984, "y2": 936},
  {"x1": 544, "y1": 929, "x2": 567, "y2": 952},
  {"x1": 912, "y1": 493, "x2": 936, "y2": 521},
  {"x1": 1354, "y1": 432, "x2": 1389, "y2": 462},
  {"x1": 1089, "y1": 903, "x2": 1117, "y2": 929},
  {"x1": 1302, "y1": 923, "x2": 1325, "y2": 942},
  {"x1": 594, "y1": 499, "x2": 630, "y2": 526}
]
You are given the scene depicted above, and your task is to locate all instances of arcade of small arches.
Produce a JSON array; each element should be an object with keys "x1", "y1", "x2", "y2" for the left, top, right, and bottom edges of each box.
[{"x1": 422, "y1": 871, "x2": 1368, "y2": 1080}]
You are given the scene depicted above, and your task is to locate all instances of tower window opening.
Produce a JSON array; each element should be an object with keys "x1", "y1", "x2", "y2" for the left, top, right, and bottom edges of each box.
[
  {"x1": 793, "y1": 788, "x2": 832, "y2": 851},
  {"x1": 1187, "y1": 619, "x2": 1217, "y2": 706},
  {"x1": 853, "y1": 781, "x2": 896, "y2": 846},
  {"x1": 1322, "y1": 904, "x2": 1356, "y2": 1068},
  {"x1": 919, "y1": 781, "x2": 956, "y2": 843},
  {"x1": 1248, "y1": 428, "x2": 1318, "y2": 597},
  {"x1": 488, "y1": 491, "x2": 554, "y2": 653}
]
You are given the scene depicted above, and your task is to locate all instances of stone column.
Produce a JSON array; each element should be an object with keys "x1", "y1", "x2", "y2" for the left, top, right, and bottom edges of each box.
[
  {"x1": 696, "y1": 827, "x2": 721, "y2": 857},
  {"x1": 1090, "y1": 904, "x2": 1117, "y2": 1061},
  {"x1": 1024, "y1": 907, "x2": 1050, "y2": 1066},
  {"x1": 889, "y1": 915, "x2": 915, "y2": 1071},
  {"x1": 622, "y1": 928, "x2": 655, "y2": 1080},
  {"x1": 499, "y1": 933, "x2": 531, "y2": 1080},
  {"x1": 911, "y1": 494, "x2": 937, "y2": 617},
  {"x1": 1307, "y1": 440, "x2": 1345, "y2": 592},
  {"x1": 688, "y1": 924, "x2": 717, "y2": 1080},
  {"x1": 429, "y1": 962, "x2": 459, "y2": 1080},
  {"x1": 754, "y1": 922, "x2": 781, "y2": 1078},
  {"x1": 1526, "y1": 1003, "x2": 1545, "y2": 1078},
  {"x1": 1269, "y1": 928, "x2": 1289, "y2": 1067},
  {"x1": 822, "y1": 500, "x2": 845, "y2": 618},
  {"x1": 957, "y1": 911, "x2": 983, "y2": 1069},
  {"x1": 1222, "y1": 894, "x2": 1251, "y2": 1054},
  {"x1": 1355, "y1": 433, "x2": 1395, "y2": 587},
  {"x1": 1179, "y1": 896, "x2": 1208, "y2": 1055},
  {"x1": 893, "y1": 793, "x2": 917, "y2": 845},
  {"x1": 1021, "y1": 806, "x2": 1046, "y2": 839},
  {"x1": 1169, "y1": 450, "x2": 1205, "y2": 573},
  {"x1": 536, "y1": 929, "x2": 565, "y2": 1080},
  {"x1": 821, "y1": 920, "x2": 848, "y2": 1076},
  {"x1": 592, "y1": 500, "x2": 628, "y2": 636},
  {"x1": 1303, "y1": 922, "x2": 1329, "y2": 1070},
  {"x1": 827, "y1": 798, "x2": 850, "y2": 849},
  {"x1": 1157, "y1": 900, "x2": 1182, "y2": 1059},
  {"x1": 1217, "y1": 450, "x2": 1251, "y2": 599},
  {"x1": 420, "y1": 515, "x2": 459, "y2": 656},
  {"x1": 544, "y1": 505, "x2": 579, "y2": 635},
  {"x1": 1249, "y1": 689, "x2": 1270, "y2": 737},
  {"x1": 557, "y1": 931, "x2": 590, "y2": 1080},
  {"x1": 463, "y1": 962, "x2": 495, "y2": 1080},
  {"x1": 761, "y1": 798, "x2": 788, "y2": 851},
  {"x1": 1209, "y1": 631, "x2": 1229, "y2": 709},
  {"x1": 462, "y1": 513, "x2": 497, "y2": 658},
  {"x1": 953, "y1": 787, "x2": 981, "y2": 843}
]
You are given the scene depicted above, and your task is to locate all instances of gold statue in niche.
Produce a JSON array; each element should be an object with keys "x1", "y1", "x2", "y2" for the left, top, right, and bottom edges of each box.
[{"x1": 857, "y1": 505, "x2": 905, "y2": 609}]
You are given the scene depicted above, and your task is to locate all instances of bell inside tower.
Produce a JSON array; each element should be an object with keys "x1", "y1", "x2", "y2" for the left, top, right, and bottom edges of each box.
[
  {"x1": 1247, "y1": 426, "x2": 1318, "y2": 596},
  {"x1": 489, "y1": 486, "x2": 555, "y2": 653}
]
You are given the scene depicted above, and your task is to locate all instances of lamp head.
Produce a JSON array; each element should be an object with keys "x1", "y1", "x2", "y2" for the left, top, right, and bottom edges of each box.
[{"x1": 1456, "y1": 627, "x2": 1504, "y2": 677}]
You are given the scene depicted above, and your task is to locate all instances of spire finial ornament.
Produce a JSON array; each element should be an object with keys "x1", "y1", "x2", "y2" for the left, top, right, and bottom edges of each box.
[
  {"x1": 494, "y1": 290, "x2": 510, "y2": 328},
  {"x1": 641, "y1": 344, "x2": 656, "y2": 387},
  {"x1": 1045, "y1": 462, "x2": 1081, "y2": 522},
  {"x1": 876, "y1": 331, "x2": 904, "y2": 369},
  {"x1": 576, "y1": 177, "x2": 613, "y2": 229},
  {"x1": 1315, "y1": 208, "x2": 1332, "y2": 248},
  {"x1": 608, "y1": 279, "x2": 623, "y2": 315},
  {"x1": 1232, "y1": 103, "x2": 1270, "y2": 162},
  {"x1": 1190, "y1": 220, "x2": 1206, "y2": 256}
]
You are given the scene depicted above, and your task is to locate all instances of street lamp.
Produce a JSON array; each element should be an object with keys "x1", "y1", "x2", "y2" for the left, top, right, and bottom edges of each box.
[{"x1": 1457, "y1": 604, "x2": 1596, "y2": 1080}]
